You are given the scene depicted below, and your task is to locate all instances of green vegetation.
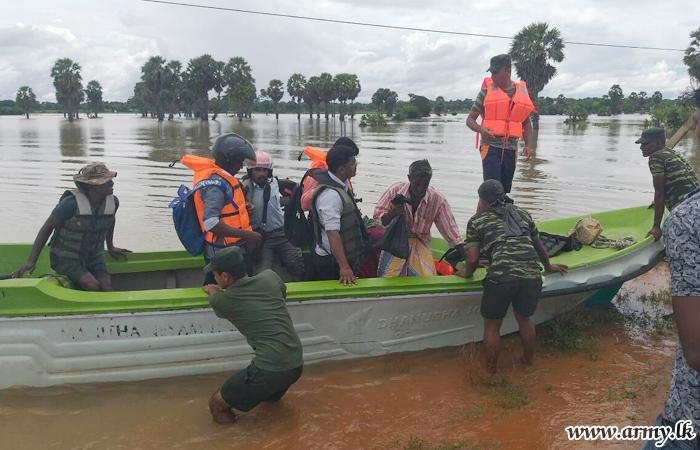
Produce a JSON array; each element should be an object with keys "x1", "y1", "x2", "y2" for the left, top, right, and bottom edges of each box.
[
  {"x1": 260, "y1": 79, "x2": 284, "y2": 120},
  {"x1": 15, "y1": 86, "x2": 36, "y2": 119},
  {"x1": 359, "y1": 112, "x2": 387, "y2": 127},
  {"x1": 509, "y1": 21, "x2": 565, "y2": 129},
  {"x1": 563, "y1": 103, "x2": 588, "y2": 124},
  {"x1": 51, "y1": 58, "x2": 83, "y2": 121},
  {"x1": 683, "y1": 27, "x2": 700, "y2": 84},
  {"x1": 646, "y1": 104, "x2": 694, "y2": 130},
  {"x1": 84, "y1": 80, "x2": 103, "y2": 118}
]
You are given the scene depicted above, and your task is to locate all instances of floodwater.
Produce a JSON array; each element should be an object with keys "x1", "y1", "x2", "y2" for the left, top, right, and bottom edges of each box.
[
  {"x1": 1, "y1": 113, "x2": 698, "y2": 249},
  {"x1": 0, "y1": 113, "x2": 692, "y2": 449}
]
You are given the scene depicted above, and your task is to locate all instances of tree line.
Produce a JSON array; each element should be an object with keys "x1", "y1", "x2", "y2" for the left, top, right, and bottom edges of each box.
[{"x1": 3, "y1": 22, "x2": 699, "y2": 128}]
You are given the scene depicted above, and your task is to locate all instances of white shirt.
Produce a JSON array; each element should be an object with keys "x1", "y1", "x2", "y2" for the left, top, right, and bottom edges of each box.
[{"x1": 314, "y1": 172, "x2": 349, "y2": 256}]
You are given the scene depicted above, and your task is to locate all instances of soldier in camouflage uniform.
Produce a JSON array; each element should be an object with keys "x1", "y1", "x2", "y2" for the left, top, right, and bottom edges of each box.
[
  {"x1": 638, "y1": 127, "x2": 700, "y2": 242},
  {"x1": 456, "y1": 180, "x2": 567, "y2": 373}
]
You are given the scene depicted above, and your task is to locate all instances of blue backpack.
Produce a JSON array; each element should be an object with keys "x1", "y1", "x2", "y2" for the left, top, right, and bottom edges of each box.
[{"x1": 169, "y1": 178, "x2": 237, "y2": 256}]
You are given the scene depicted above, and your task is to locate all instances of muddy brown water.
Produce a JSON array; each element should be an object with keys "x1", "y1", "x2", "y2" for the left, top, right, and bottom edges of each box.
[{"x1": 0, "y1": 114, "x2": 690, "y2": 449}]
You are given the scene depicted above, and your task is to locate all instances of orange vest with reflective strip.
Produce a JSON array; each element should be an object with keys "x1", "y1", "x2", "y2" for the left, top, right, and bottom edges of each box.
[
  {"x1": 180, "y1": 155, "x2": 251, "y2": 246},
  {"x1": 481, "y1": 78, "x2": 534, "y2": 140},
  {"x1": 302, "y1": 145, "x2": 353, "y2": 190}
]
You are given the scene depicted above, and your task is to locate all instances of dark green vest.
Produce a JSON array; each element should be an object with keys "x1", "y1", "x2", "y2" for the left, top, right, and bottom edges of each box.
[
  {"x1": 50, "y1": 189, "x2": 116, "y2": 260},
  {"x1": 310, "y1": 172, "x2": 370, "y2": 270}
]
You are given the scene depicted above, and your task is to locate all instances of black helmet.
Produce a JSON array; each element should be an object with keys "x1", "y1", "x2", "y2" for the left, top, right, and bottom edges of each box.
[{"x1": 211, "y1": 133, "x2": 256, "y2": 169}]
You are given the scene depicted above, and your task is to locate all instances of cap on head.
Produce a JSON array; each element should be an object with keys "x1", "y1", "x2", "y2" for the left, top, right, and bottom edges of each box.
[
  {"x1": 73, "y1": 162, "x2": 117, "y2": 186},
  {"x1": 246, "y1": 151, "x2": 274, "y2": 170},
  {"x1": 478, "y1": 179, "x2": 506, "y2": 203},
  {"x1": 487, "y1": 54, "x2": 511, "y2": 73},
  {"x1": 203, "y1": 246, "x2": 245, "y2": 273},
  {"x1": 635, "y1": 127, "x2": 666, "y2": 144},
  {"x1": 211, "y1": 133, "x2": 256, "y2": 168}
]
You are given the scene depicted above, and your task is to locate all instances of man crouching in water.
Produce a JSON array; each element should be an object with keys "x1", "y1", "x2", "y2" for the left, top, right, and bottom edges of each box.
[
  {"x1": 456, "y1": 180, "x2": 567, "y2": 373},
  {"x1": 202, "y1": 246, "x2": 303, "y2": 423},
  {"x1": 11, "y1": 162, "x2": 131, "y2": 291}
]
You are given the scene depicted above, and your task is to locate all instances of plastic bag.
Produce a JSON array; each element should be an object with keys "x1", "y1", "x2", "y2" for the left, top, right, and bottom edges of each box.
[{"x1": 375, "y1": 215, "x2": 409, "y2": 259}]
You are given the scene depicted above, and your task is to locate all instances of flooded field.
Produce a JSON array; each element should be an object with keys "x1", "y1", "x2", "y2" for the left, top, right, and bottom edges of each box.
[{"x1": 0, "y1": 113, "x2": 689, "y2": 449}]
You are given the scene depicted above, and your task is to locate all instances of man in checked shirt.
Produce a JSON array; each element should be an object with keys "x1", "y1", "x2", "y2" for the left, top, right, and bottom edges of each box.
[{"x1": 373, "y1": 160, "x2": 468, "y2": 277}]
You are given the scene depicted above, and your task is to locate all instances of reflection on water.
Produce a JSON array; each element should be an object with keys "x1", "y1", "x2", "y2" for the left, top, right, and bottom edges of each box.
[{"x1": 0, "y1": 113, "x2": 698, "y2": 251}]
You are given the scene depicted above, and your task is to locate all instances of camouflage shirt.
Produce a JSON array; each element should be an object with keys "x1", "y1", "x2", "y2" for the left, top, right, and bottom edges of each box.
[
  {"x1": 471, "y1": 85, "x2": 519, "y2": 151},
  {"x1": 466, "y1": 206, "x2": 541, "y2": 282},
  {"x1": 648, "y1": 148, "x2": 700, "y2": 211}
]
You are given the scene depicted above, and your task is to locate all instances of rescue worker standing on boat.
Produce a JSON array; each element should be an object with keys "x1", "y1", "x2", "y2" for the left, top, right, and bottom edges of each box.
[
  {"x1": 466, "y1": 54, "x2": 534, "y2": 194},
  {"x1": 11, "y1": 162, "x2": 131, "y2": 291},
  {"x1": 179, "y1": 133, "x2": 262, "y2": 284}
]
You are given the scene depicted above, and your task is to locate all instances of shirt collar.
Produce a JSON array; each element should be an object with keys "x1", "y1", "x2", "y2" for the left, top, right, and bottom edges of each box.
[{"x1": 328, "y1": 172, "x2": 349, "y2": 191}]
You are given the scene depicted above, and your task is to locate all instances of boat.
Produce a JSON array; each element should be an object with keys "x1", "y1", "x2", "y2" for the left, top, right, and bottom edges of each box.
[{"x1": 0, "y1": 206, "x2": 663, "y2": 389}]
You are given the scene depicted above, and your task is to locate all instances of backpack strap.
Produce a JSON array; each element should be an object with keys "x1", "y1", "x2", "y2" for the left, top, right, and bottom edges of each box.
[{"x1": 191, "y1": 178, "x2": 238, "y2": 211}]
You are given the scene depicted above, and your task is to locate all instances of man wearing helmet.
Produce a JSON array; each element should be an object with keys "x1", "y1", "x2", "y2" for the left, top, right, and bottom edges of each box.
[
  {"x1": 244, "y1": 151, "x2": 305, "y2": 281},
  {"x1": 180, "y1": 133, "x2": 263, "y2": 284}
]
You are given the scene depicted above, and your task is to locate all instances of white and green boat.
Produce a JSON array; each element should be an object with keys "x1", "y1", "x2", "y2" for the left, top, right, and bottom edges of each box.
[{"x1": 0, "y1": 206, "x2": 663, "y2": 389}]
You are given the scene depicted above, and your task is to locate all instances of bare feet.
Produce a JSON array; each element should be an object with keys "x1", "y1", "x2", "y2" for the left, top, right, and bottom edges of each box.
[
  {"x1": 211, "y1": 410, "x2": 238, "y2": 424},
  {"x1": 209, "y1": 390, "x2": 238, "y2": 424}
]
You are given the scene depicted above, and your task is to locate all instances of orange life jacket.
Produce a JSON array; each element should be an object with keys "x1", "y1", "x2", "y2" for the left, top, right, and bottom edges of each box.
[
  {"x1": 180, "y1": 155, "x2": 251, "y2": 246},
  {"x1": 480, "y1": 77, "x2": 534, "y2": 143},
  {"x1": 302, "y1": 146, "x2": 353, "y2": 191}
]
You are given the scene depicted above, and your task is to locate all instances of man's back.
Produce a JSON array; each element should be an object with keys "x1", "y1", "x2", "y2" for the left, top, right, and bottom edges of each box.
[
  {"x1": 466, "y1": 206, "x2": 541, "y2": 282},
  {"x1": 209, "y1": 270, "x2": 303, "y2": 372}
]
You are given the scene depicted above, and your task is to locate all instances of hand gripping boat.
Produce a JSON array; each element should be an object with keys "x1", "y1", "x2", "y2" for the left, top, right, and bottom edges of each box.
[{"x1": 0, "y1": 206, "x2": 663, "y2": 389}]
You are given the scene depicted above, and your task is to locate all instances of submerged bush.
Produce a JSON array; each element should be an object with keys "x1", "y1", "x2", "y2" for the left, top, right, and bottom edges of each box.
[{"x1": 359, "y1": 112, "x2": 387, "y2": 127}]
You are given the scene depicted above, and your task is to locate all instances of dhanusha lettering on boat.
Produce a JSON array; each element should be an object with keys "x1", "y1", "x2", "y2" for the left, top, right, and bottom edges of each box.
[{"x1": 376, "y1": 308, "x2": 464, "y2": 329}]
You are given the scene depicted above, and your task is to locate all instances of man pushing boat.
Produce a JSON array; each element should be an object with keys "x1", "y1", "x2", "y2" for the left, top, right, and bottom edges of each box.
[
  {"x1": 11, "y1": 162, "x2": 131, "y2": 291},
  {"x1": 457, "y1": 180, "x2": 567, "y2": 373},
  {"x1": 201, "y1": 246, "x2": 303, "y2": 424}
]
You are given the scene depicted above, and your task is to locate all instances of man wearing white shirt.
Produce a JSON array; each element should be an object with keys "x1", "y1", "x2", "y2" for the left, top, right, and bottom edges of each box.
[{"x1": 309, "y1": 145, "x2": 370, "y2": 285}]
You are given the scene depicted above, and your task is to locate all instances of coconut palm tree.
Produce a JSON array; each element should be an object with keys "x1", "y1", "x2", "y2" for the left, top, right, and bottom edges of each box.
[
  {"x1": 16, "y1": 86, "x2": 37, "y2": 119},
  {"x1": 684, "y1": 27, "x2": 700, "y2": 85},
  {"x1": 287, "y1": 73, "x2": 307, "y2": 121},
  {"x1": 509, "y1": 22, "x2": 565, "y2": 129},
  {"x1": 51, "y1": 58, "x2": 83, "y2": 122},
  {"x1": 84, "y1": 80, "x2": 103, "y2": 118},
  {"x1": 141, "y1": 56, "x2": 168, "y2": 121}
]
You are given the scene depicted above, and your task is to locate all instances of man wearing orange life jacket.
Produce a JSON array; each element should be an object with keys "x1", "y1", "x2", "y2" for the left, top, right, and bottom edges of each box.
[
  {"x1": 180, "y1": 133, "x2": 262, "y2": 284},
  {"x1": 466, "y1": 54, "x2": 534, "y2": 194},
  {"x1": 300, "y1": 137, "x2": 359, "y2": 211}
]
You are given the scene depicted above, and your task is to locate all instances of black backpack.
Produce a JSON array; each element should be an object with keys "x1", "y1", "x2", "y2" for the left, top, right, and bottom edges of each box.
[{"x1": 284, "y1": 170, "x2": 316, "y2": 248}]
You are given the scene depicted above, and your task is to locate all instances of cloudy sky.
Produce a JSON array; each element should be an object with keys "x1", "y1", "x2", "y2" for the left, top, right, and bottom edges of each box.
[{"x1": 0, "y1": 0, "x2": 697, "y2": 104}]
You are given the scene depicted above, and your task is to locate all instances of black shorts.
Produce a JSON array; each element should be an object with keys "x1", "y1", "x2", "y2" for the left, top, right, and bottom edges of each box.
[
  {"x1": 481, "y1": 278, "x2": 542, "y2": 320},
  {"x1": 220, "y1": 364, "x2": 303, "y2": 412},
  {"x1": 481, "y1": 145, "x2": 517, "y2": 193}
]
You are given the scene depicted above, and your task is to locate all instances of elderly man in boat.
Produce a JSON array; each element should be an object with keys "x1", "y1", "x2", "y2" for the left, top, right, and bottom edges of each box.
[
  {"x1": 201, "y1": 246, "x2": 303, "y2": 424},
  {"x1": 11, "y1": 162, "x2": 131, "y2": 291},
  {"x1": 457, "y1": 180, "x2": 567, "y2": 373},
  {"x1": 639, "y1": 127, "x2": 700, "y2": 243},
  {"x1": 373, "y1": 159, "x2": 468, "y2": 277}
]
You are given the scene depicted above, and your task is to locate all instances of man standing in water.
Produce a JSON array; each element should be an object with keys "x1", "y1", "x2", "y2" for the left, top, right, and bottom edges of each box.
[
  {"x1": 639, "y1": 189, "x2": 700, "y2": 449},
  {"x1": 202, "y1": 246, "x2": 303, "y2": 424},
  {"x1": 456, "y1": 180, "x2": 567, "y2": 373},
  {"x1": 638, "y1": 127, "x2": 699, "y2": 242},
  {"x1": 466, "y1": 54, "x2": 534, "y2": 194},
  {"x1": 11, "y1": 162, "x2": 131, "y2": 291}
]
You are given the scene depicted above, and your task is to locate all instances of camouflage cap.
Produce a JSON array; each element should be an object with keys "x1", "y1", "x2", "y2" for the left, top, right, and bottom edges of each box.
[
  {"x1": 635, "y1": 127, "x2": 666, "y2": 144},
  {"x1": 203, "y1": 246, "x2": 245, "y2": 273},
  {"x1": 73, "y1": 162, "x2": 117, "y2": 185},
  {"x1": 478, "y1": 179, "x2": 506, "y2": 203},
  {"x1": 487, "y1": 54, "x2": 511, "y2": 72}
]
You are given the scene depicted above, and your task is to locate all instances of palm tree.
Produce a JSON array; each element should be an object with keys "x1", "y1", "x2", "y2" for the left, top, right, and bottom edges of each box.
[
  {"x1": 348, "y1": 74, "x2": 361, "y2": 120},
  {"x1": 51, "y1": 58, "x2": 83, "y2": 122},
  {"x1": 129, "y1": 82, "x2": 149, "y2": 117},
  {"x1": 509, "y1": 22, "x2": 565, "y2": 129},
  {"x1": 287, "y1": 73, "x2": 307, "y2": 121},
  {"x1": 187, "y1": 54, "x2": 218, "y2": 120},
  {"x1": 684, "y1": 27, "x2": 700, "y2": 85},
  {"x1": 265, "y1": 79, "x2": 284, "y2": 120},
  {"x1": 15, "y1": 86, "x2": 37, "y2": 119},
  {"x1": 84, "y1": 80, "x2": 103, "y2": 118},
  {"x1": 317, "y1": 73, "x2": 336, "y2": 120},
  {"x1": 211, "y1": 60, "x2": 227, "y2": 121},
  {"x1": 141, "y1": 56, "x2": 167, "y2": 121},
  {"x1": 306, "y1": 76, "x2": 322, "y2": 119},
  {"x1": 224, "y1": 57, "x2": 255, "y2": 121},
  {"x1": 385, "y1": 90, "x2": 398, "y2": 116},
  {"x1": 163, "y1": 60, "x2": 182, "y2": 120},
  {"x1": 334, "y1": 73, "x2": 354, "y2": 121}
]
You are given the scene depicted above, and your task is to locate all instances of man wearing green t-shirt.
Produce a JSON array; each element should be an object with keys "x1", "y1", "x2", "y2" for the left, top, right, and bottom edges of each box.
[
  {"x1": 456, "y1": 180, "x2": 567, "y2": 373},
  {"x1": 11, "y1": 162, "x2": 131, "y2": 291},
  {"x1": 638, "y1": 127, "x2": 700, "y2": 242},
  {"x1": 466, "y1": 54, "x2": 533, "y2": 194},
  {"x1": 202, "y1": 246, "x2": 303, "y2": 424}
]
